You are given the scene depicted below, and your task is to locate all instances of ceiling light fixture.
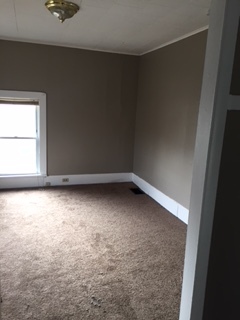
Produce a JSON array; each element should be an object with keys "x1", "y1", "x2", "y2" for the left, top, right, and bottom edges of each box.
[{"x1": 45, "y1": 0, "x2": 79, "y2": 23}]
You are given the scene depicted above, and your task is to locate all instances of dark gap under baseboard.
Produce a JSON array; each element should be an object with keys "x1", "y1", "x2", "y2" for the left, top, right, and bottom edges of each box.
[{"x1": 130, "y1": 187, "x2": 145, "y2": 195}]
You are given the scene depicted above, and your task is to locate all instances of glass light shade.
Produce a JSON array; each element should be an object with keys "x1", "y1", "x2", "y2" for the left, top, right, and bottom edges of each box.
[{"x1": 45, "y1": 1, "x2": 79, "y2": 23}]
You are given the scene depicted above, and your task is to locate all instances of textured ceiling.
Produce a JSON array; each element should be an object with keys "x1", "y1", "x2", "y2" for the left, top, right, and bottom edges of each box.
[{"x1": 0, "y1": 0, "x2": 211, "y2": 55}]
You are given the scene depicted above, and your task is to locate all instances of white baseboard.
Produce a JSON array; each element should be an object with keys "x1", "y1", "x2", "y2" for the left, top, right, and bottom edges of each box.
[
  {"x1": 0, "y1": 173, "x2": 132, "y2": 189},
  {"x1": 45, "y1": 173, "x2": 132, "y2": 186},
  {"x1": 0, "y1": 172, "x2": 188, "y2": 224},
  {"x1": 0, "y1": 175, "x2": 46, "y2": 189},
  {"x1": 132, "y1": 174, "x2": 189, "y2": 224},
  {"x1": 177, "y1": 204, "x2": 189, "y2": 224}
]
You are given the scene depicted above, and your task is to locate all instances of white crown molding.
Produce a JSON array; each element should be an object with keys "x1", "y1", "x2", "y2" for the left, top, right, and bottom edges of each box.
[
  {"x1": 0, "y1": 37, "x2": 139, "y2": 56},
  {"x1": 1, "y1": 26, "x2": 208, "y2": 57}
]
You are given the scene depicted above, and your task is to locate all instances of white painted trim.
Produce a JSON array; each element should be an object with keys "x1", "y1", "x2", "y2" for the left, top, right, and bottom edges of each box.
[
  {"x1": 0, "y1": 26, "x2": 208, "y2": 57},
  {"x1": 0, "y1": 90, "x2": 44, "y2": 100},
  {"x1": 0, "y1": 173, "x2": 132, "y2": 189},
  {"x1": 0, "y1": 37, "x2": 139, "y2": 56},
  {"x1": 38, "y1": 93, "x2": 47, "y2": 176},
  {"x1": 0, "y1": 175, "x2": 46, "y2": 189},
  {"x1": 177, "y1": 204, "x2": 189, "y2": 225},
  {"x1": 45, "y1": 173, "x2": 132, "y2": 186},
  {"x1": 0, "y1": 90, "x2": 47, "y2": 176},
  {"x1": 180, "y1": 1, "x2": 240, "y2": 319},
  {"x1": 0, "y1": 171, "x2": 188, "y2": 224},
  {"x1": 141, "y1": 26, "x2": 209, "y2": 55},
  {"x1": 132, "y1": 174, "x2": 189, "y2": 224}
]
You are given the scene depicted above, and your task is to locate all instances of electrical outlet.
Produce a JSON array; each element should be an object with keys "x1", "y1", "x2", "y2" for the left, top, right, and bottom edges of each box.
[
  {"x1": 62, "y1": 178, "x2": 69, "y2": 183},
  {"x1": 45, "y1": 182, "x2": 51, "y2": 187}
]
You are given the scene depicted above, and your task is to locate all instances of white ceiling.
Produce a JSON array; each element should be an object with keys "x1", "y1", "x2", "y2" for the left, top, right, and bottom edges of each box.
[{"x1": 0, "y1": 0, "x2": 211, "y2": 55}]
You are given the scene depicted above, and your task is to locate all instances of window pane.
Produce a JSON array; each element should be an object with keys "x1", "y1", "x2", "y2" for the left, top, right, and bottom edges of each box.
[
  {"x1": 0, "y1": 139, "x2": 37, "y2": 174},
  {"x1": 0, "y1": 104, "x2": 36, "y2": 137}
]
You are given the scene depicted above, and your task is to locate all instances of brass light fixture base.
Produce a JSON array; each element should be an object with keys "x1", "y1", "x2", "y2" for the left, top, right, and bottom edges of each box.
[{"x1": 45, "y1": 0, "x2": 79, "y2": 23}]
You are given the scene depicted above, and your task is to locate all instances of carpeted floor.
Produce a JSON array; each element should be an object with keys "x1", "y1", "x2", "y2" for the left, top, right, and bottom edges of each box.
[{"x1": 0, "y1": 183, "x2": 187, "y2": 320}]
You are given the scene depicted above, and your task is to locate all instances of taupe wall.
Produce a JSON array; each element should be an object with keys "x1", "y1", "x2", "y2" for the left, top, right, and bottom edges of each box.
[
  {"x1": 0, "y1": 40, "x2": 139, "y2": 175},
  {"x1": 134, "y1": 31, "x2": 207, "y2": 208},
  {"x1": 1, "y1": 33, "x2": 207, "y2": 207}
]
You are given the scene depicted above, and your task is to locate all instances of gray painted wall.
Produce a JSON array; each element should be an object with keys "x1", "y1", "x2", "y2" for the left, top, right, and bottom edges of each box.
[
  {"x1": 0, "y1": 40, "x2": 139, "y2": 175},
  {"x1": 133, "y1": 31, "x2": 207, "y2": 208},
  {"x1": 1, "y1": 33, "x2": 207, "y2": 209}
]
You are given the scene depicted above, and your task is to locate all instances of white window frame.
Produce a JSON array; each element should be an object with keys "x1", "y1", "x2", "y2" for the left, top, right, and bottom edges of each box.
[{"x1": 0, "y1": 90, "x2": 46, "y2": 177}]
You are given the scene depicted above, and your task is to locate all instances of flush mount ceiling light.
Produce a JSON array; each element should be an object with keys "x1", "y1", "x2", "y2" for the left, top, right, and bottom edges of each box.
[{"x1": 45, "y1": 0, "x2": 79, "y2": 23}]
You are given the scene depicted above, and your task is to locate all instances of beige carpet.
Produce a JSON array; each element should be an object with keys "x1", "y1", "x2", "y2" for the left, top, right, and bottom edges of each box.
[{"x1": 0, "y1": 183, "x2": 186, "y2": 320}]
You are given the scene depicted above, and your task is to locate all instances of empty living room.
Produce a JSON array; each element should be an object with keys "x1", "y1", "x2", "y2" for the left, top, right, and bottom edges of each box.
[{"x1": 1, "y1": 1, "x2": 239, "y2": 320}]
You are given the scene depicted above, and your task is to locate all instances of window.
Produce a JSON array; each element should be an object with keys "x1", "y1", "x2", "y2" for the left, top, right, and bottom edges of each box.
[{"x1": 0, "y1": 91, "x2": 46, "y2": 176}]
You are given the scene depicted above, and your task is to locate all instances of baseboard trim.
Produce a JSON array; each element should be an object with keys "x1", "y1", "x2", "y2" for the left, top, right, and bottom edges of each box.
[
  {"x1": 0, "y1": 173, "x2": 132, "y2": 189},
  {"x1": 45, "y1": 173, "x2": 132, "y2": 186},
  {"x1": 0, "y1": 175, "x2": 46, "y2": 189},
  {"x1": 132, "y1": 174, "x2": 189, "y2": 224},
  {"x1": 0, "y1": 172, "x2": 189, "y2": 224}
]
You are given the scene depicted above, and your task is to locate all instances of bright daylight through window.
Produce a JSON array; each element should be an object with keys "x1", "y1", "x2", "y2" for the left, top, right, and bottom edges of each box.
[{"x1": 0, "y1": 91, "x2": 46, "y2": 176}]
